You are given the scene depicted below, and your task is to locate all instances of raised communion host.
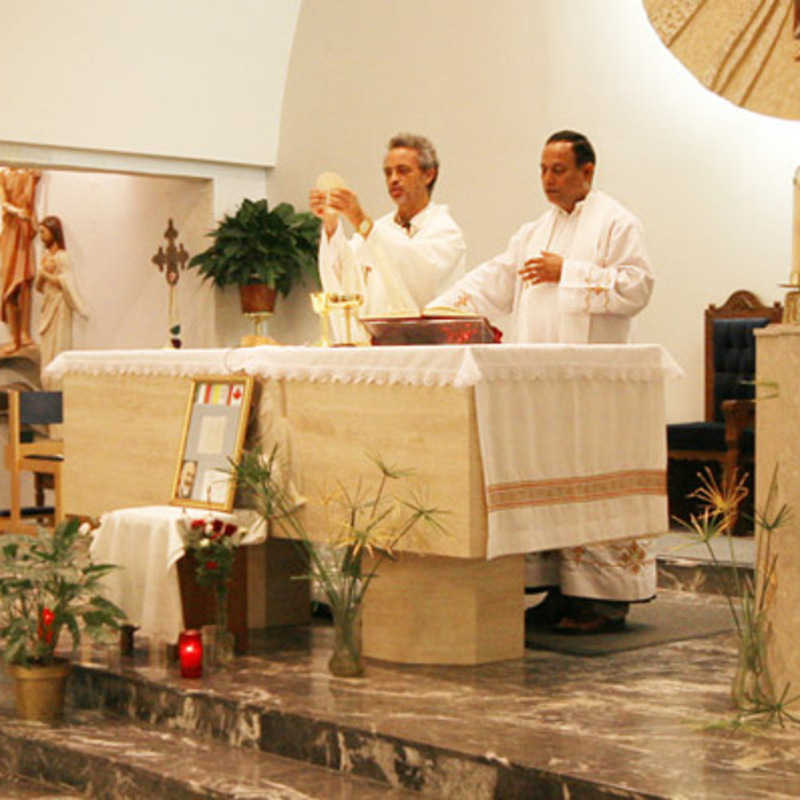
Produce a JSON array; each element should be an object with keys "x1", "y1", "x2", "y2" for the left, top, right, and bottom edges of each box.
[
  {"x1": 309, "y1": 132, "x2": 466, "y2": 323},
  {"x1": 430, "y1": 129, "x2": 655, "y2": 633}
]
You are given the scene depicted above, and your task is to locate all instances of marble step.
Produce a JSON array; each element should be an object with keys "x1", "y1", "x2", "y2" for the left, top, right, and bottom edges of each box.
[
  {"x1": 0, "y1": 705, "x2": 417, "y2": 800},
  {"x1": 63, "y1": 623, "x2": 707, "y2": 800},
  {"x1": 656, "y1": 532, "x2": 754, "y2": 596}
]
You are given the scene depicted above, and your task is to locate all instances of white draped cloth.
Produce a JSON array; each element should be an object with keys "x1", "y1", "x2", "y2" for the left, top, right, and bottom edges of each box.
[
  {"x1": 430, "y1": 190, "x2": 658, "y2": 601},
  {"x1": 90, "y1": 506, "x2": 265, "y2": 642},
  {"x1": 319, "y1": 201, "x2": 466, "y2": 339}
]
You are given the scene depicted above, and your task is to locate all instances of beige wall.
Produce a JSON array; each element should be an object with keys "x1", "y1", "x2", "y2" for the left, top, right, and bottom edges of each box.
[
  {"x1": 0, "y1": 0, "x2": 300, "y2": 166},
  {"x1": 269, "y1": 0, "x2": 796, "y2": 422}
]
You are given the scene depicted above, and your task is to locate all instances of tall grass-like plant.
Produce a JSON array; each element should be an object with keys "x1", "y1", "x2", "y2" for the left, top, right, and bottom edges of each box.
[
  {"x1": 679, "y1": 466, "x2": 798, "y2": 726},
  {"x1": 231, "y1": 446, "x2": 446, "y2": 676}
]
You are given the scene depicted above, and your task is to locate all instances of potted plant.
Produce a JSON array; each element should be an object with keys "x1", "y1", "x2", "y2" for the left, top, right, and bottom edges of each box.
[
  {"x1": 0, "y1": 518, "x2": 125, "y2": 722},
  {"x1": 188, "y1": 198, "x2": 321, "y2": 313},
  {"x1": 231, "y1": 447, "x2": 446, "y2": 677}
]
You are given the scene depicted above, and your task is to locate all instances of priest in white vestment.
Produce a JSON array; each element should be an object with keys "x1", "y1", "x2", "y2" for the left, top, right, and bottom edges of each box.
[
  {"x1": 430, "y1": 130, "x2": 656, "y2": 633},
  {"x1": 309, "y1": 133, "x2": 466, "y2": 339}
]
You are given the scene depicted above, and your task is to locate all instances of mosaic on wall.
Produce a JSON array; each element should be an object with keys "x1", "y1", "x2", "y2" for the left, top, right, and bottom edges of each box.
[{"x1": 644, "y1": 0, "x2": 800, "y2": 119}]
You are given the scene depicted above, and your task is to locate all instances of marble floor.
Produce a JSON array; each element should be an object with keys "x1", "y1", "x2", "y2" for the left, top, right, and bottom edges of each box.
[{"x1": 5, "y1": 534, "x2": 798, "y2": 800}]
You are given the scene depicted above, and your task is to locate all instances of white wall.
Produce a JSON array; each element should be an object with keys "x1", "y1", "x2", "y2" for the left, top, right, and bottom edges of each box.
[
  {"x1": 0, "y1": 0, "x2": 300, "y2": 166},
  {"x1": 270, "y1": 0, "x2": 798, "y2": 422}
]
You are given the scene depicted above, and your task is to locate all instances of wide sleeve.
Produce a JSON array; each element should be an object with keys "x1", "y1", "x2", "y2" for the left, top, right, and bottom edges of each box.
[
  {"x1": 559, "y1": 215, "x2": 654, "y2": 318},
  {"x1": 426, "y1": 229, "x2": 522, "y2": 317},
  {"x1": 317, "y1": 221, "x2": 364, "y2": 296},
  {"x1": 361, "y1": 213, "x2": 466, "y2": 309}
]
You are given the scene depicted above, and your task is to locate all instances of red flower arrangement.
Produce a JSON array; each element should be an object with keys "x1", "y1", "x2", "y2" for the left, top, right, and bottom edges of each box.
[{"x1": 179, "y1": 515, "x2": 245, "y2": 589}]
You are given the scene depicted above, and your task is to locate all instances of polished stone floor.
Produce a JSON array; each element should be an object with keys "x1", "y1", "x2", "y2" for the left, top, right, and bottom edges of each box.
[{"x1": 5, "y1": 534, "x2": 799, "y2": 800}]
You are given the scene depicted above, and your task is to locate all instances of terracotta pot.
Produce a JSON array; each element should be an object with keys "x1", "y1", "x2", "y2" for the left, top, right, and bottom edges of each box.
[
  {"x1": 8, "y1": 658, "x2": 71, "y2": 722},
  {"x1": 239, "y1": 284, "x2": 277, "y2": 314}
]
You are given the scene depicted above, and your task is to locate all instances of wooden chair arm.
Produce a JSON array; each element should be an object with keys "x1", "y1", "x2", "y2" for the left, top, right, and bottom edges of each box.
[{"x1": 721, "y1": 399, "x2": 754, "y2": 447}]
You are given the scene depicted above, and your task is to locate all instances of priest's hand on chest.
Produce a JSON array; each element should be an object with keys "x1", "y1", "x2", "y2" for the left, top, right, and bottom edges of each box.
[{"x1": 519, "y1": 251, "x2": 563, "y2": 285}]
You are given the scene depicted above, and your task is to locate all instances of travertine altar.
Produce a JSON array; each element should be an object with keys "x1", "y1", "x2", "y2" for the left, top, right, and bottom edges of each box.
[{"x1": 48, "y1": 344, "x2": 674, "y2": 664}]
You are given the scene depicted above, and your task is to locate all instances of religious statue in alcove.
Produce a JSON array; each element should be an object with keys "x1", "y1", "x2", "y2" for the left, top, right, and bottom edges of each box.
[
  {"x1": 35, "y1": 215, "x2": 88, "y2": 372},
  {"x1": 151, "y1": 218, "x2": 189, "y2": 348},
  {"x1": 0, "y1": 167, "x2": 41, "y2": 356}
]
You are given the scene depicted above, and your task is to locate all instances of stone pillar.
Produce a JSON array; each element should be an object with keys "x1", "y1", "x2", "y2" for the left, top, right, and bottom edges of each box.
[{"x1": 755, "y1": 325, "x2": 800, "y2": 691}]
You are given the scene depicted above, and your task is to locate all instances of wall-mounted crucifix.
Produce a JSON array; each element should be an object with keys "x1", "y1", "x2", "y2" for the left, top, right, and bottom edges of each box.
[{"x1": 151, "y1": 218, "x2": 189, "y2": 347}]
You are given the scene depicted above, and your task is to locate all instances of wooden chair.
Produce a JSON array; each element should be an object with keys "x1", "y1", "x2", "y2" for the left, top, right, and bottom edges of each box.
[
  {"x1": 0, "y1": 389, "x2": 64, "y2": 534},
  {"x1": 667, "y1": 290, "x2": 782, "y2": 527}
]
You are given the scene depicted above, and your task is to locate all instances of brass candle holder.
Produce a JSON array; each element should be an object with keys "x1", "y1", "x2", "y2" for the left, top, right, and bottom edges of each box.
[
  {"x1": 310, "y1": 292, "x2": 364, "y2": 346},
  {"x1": 780, "y1": 276, "x2": 800, "y2": 325}
]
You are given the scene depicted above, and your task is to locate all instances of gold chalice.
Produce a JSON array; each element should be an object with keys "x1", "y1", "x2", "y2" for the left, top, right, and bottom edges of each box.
[{"x1": 310, "y1": 292, "x2": 364, "y2": 346}]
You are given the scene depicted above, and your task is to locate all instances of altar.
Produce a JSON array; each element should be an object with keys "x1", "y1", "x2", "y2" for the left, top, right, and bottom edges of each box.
[{"x1": 46, "y1": 343, "x2": 678, "y2": 664}]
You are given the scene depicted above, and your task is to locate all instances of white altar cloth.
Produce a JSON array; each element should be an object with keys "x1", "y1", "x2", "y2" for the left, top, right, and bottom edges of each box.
[
  {"x1": 47, "y1": 343, "x2": 680, "y2": 388},
  {"x1": 90, "y1": 506, "x2": 263, "y2": 642},
  {"x1": 52, "y1": 344, "x2": 681, "y2": 559}
]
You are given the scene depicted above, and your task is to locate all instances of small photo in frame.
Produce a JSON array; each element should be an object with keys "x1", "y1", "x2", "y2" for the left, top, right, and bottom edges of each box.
[{"x1": 170, "y1": 374, "x2": 254, "y2": 512}]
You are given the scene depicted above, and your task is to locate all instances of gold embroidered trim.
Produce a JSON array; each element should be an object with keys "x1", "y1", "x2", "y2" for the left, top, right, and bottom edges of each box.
[{"x1": 487, "y1": 469, "x2": 666, "y2": 512}]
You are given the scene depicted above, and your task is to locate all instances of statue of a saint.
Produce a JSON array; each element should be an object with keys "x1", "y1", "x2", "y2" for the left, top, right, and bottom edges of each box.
[
  {"x1": 0, "y1": 167, "x2": 41, "y2": 355},
  {"x1": 35, "y1": 215, "x2": 88, "y2": 370}
]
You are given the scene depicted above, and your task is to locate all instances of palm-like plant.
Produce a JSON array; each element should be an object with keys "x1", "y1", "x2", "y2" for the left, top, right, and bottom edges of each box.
[{"x1": 231, "y1": 446, "x2": 446, "y2": 676}]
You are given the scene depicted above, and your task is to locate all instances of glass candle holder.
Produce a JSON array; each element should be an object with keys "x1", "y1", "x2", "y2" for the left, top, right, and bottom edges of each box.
[{"x1": 178, "y1": 629, "x2": 203, "y2": 678}]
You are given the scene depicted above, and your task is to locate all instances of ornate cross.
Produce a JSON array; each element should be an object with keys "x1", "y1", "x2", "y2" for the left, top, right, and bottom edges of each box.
[
  {"x1": 151, "y1": 218, "x2": 189, "y2": 287},
  {"x1": 151, "y1": 219, "x2": 190, "y2": 348}
]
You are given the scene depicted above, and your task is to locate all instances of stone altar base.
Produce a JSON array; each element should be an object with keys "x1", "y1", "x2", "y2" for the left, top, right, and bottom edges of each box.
[
  {"x1": 4, "y1": 589, "x2": 800, "y2": 800},
  {"x1": 362, "y1": 553, "x2": 524, "y2": 665}
]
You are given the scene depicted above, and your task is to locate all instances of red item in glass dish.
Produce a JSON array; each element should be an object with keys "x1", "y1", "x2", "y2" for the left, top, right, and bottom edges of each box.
[{"x1": 361, "y1": 315, "x2": 501, "y2": 346}]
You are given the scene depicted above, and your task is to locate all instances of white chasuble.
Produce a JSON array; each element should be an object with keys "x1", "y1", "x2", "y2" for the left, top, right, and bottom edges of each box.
[
  {"x1": 318, "y1": 202, "x2": 466, "y2": 341},
  {"x1": 430, "y1": 190, "x2": 654, "y2": 345}
]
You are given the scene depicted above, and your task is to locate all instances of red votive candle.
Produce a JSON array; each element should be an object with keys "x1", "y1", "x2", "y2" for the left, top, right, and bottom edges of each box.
[{"x1": 178, "y1": 629, "x2": 203, "y2": 678}]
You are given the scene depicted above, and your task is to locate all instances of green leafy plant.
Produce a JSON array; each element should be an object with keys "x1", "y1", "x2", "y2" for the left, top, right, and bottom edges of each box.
[
  {"x1": 188, "y1": 198, "x2": 321, "y2": 295},
  {"x1": 0, "y1": 519, "x2": 125, "y2": 666},
  {"x1": 679, "y1": 466, "x2": 798, "y2": 727}
]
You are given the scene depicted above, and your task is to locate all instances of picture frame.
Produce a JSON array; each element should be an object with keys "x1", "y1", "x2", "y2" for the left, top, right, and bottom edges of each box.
[{"x1": 170, "y1": 374, "x2": 254, "y2": 512}]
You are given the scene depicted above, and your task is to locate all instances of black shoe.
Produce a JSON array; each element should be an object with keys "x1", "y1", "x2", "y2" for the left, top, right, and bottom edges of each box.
[
  {"x1": 552, "y1": 615, "x2": 626, "y2": 635},
  {"x1": 524, "y1": 589, "x2": 569, "y2": 628}
]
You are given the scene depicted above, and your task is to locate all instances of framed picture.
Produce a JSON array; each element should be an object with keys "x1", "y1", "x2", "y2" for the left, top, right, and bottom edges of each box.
[{"x1": 170, "y1": 375, "x2": 254, "y2": 512}]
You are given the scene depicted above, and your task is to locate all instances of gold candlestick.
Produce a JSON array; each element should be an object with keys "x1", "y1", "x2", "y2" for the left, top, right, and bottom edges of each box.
[{"x1": 781, "y1": 166, "x2": 800, "y2": 324}]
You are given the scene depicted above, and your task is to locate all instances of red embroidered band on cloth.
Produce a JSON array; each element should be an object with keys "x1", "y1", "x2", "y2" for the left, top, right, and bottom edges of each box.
[{"x1": 487, "y1": 469, "x2": 666, "y2": 512}]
